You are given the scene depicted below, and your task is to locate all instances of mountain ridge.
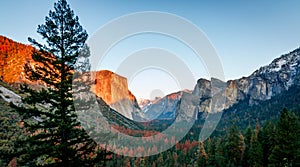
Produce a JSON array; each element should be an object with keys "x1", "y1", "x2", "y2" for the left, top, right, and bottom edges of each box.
[
  {"x1": 141, "y1": 47, "x2": 300, "y2": 120},
  {"x1": 1, "y1": 35, "x2": 300, "y2": 123},
  {"x1": 0, "y1": 36, "x2": 144, "y2": 121}
]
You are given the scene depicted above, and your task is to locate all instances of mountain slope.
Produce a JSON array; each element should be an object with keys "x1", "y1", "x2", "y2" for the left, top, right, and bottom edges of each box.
[
  {"x1": 0, "y1": 36, "x2": 144, "y2": 121},
  {"x1": 142, "y1": 91, "x2": 182, "y2": 120},
  {"x1": 214, "y1": 84, "x2": 300, "y2": 135},
  {"x1": 142, "y1": 47, "x2": 300, "y2": 122},
  {"x1": 0, "y1": 36, "x2": 146, "y2": 133},
  {"x1": 1, "y1": 35, "x2": 299, "y2": 131},
  {"x1": 0, "y1": 81, "x2": 143, "y2": 131},
  {"x1": 194, "y1": 47, "x2": 300, "y2": 113},
  {"x1": 0, "y1": 35, "x2": 37, "y2": 84}
]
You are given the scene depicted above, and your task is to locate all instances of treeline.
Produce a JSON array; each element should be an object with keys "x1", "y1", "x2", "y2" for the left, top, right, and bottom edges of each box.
[
  {"x1": 202, "y1": 109, "x2": 299, "y2": 167},
  {"x1": 102, "y1": 109, "x2": 299, "y2": 167},
  {"x1": 1, "y1": 92, "x2": 299, "y2": 167}
]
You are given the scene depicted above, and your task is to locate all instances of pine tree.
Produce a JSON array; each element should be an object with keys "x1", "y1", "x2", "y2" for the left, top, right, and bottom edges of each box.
[
  {"x1": 268, "y1": 109, "x2": 300, "y2": 166},
  {"x1": 12, "y1": 0, "x2": 104, "y2": 166},
  {"x1": 215, "y1": 139, "x2": 226, "y2": 167},
  {"x1": 241, "y1": 126, "x2": 253, "y2": 167},
  {"x1": 224, "y1": 126, "x2": 244, "y2": 166},
  {"x1": 260, "y1": 121, "x2": 276, "y2": 166},
  {"x1": 248, "y1": 122, "x2": 263, "y2": 167},
  {"x1": 248, "y1": 136, "x2": 263, "y2": 167},
  {"x1": 195, "y1": 141, "x2": 208, "y2": 167},
  {"x1": 206, "y1": 138, "x2": 217, "y2": 166}
]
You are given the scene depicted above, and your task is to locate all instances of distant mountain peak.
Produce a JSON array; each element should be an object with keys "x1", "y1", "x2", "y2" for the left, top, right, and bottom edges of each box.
[
  {"x1": 142, "y1": 46, "x2": 300, "y2": 120},
  {"x1": 252, "y1": 47, "x2": 300, "y2": 77}
]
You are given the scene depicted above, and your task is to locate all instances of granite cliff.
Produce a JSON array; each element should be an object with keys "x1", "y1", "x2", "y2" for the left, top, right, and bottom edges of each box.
[
  {"x1": 0, "y1": 36, "x2": 143, "y2": 120},
  {"x1": 2, "y1": 36, "x2": 300, "y2": 122},
  {"x1": 140, "y1": 47, "x2": 300, "y2": 120},
  {"x1": 0, "y1": 35, "x2": 38, "y2": 84},
  {"x1": 90, "y1": 70, "x2": 142, "y2": 120},
  {"x1": 142, "y1": 91, "x2": 183, "y2": 120}
]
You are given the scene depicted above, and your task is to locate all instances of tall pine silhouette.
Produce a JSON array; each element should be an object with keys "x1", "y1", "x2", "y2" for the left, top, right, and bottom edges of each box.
[{"x1": 13, "y1": 0, "x2": 104, "y2": 166}]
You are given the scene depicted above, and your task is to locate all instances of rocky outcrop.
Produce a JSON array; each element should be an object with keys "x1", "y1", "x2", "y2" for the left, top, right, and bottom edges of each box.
[
  {"x1": 242, "y1": 48, "x2": 300, "y2": 103},
  {"x1": 142, "y1": 90, "x2": 192, "y2": 120},
  {"x1": 144, "y1": 91, "x2": 181, "y2": 120},
  {"x1": 192, "y1": 79, "x2": 211, "y2": 99},
  {"x1": 0, "y1": 36, "x2": 143, "y2": 120},
  {"x1": 141, "y1": 47, "x2": 300, "y2": 120},
  {"x1": 0, "y1": 36, "x2": 38, "y2": 84},
  {"x1": 2, "y1": 36, "x2": 300, "y2": 122},
  {"x1": 90, "y1": 70, "x2": 142, "y2": 120},
  {"x1": 192, "y1": 47, "x2": 300, "y2": 113},
  {"x1": 192, "y1": 78, "x2": 227, "y2": 113},
  {"x1": 0, "y1": 85, "x2": 21, "y2": 105},
  {"x1": 176, "y1": 92, "x2": 201, "y2": 121},
  {"x1": 0, "y1": 36, "x2": 56, "y2": 91}
]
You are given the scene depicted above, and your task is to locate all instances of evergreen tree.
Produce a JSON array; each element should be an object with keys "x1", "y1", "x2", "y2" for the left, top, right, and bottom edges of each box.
[
  {"x1": 224, "y1": 126, "x2": 244, "y2": 166},
  {"x1": 268, "y1": 109, "x2": 300, "y2": 166},
  {"x1": 260, "y1": 121, "x2": 276, "y2": 166},
  {"x1": 241, "y1": 126, "x2": 253, "y2": 167},
  {"x1": 198, "y1": 141, "x2": 208, "y2": 166},
  {"x1": 215, "y1": 139, "x2": 226, "y2": 167},
  {"x1": 248, "y1": 122, "x2": 263, "y2": 167},
  {"x1": 12, "y1": 0, "x2": 104, "y2": 166},
  {"x1": 206, "y1": 138, "x2": 217, "y2": 166},
  {"x1": 248, "y1": 136, "x2": 263, "y2": 167}
]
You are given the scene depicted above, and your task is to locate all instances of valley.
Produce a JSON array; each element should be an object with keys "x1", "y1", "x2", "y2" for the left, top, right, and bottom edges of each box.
[
  {"x1": 0, "y1": 0, "x2": 300, "y2": 164},
  {"x1": 0, "y1": 34, "x2": 299, "y2": 166}
]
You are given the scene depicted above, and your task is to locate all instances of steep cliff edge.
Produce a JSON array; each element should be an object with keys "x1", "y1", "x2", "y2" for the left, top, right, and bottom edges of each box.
[{"x1": 91, "y1": 70, "x2": 142, "y2": 120}]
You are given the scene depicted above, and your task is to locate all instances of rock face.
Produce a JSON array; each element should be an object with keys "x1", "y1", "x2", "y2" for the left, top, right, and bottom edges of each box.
[
  {"x1": 91, "y1": 70, "x2": 142, "y2": 120},
  {"x1": 141, "y1": 47, "x2": 300, "y2": 120},
  {"x1": 144, "y1": 92, "x2": 181, "y2": 120},
  {"x1": 0, "y1": 85, "x2": 22, "y2": 105},
  {"x1": 0, "y1": 36, "x2": 143, "y2": 120},
  {"x1": 192, "y1": 47, "x2": 300, "y2": 113},
  {"x1": 0, "y1": 36, "x2": 37, "y2": 84},
  {"x1": 2, "y1": 35, "x2": 300, "y2": 122},
  {"x1": 192, "y1": 78, "x2": 227, "y2": 113},
  {"x1": 176, "y1": 92, "x2": 201, "y2": 121},
  {"x1": 142, "y1": 90, "x2": 192, "y2": 120},
  {"x1": 0, "y1": 36, "x2": 53, "y2": 90},
  {"x1": 241, "y1": 48, "x2": 300, "y2": 103}
]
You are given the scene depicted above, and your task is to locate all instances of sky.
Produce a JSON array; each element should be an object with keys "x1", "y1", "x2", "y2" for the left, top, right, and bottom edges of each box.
[{"x1": 1, "y1": 0, "x2": 300, "y2": 99}]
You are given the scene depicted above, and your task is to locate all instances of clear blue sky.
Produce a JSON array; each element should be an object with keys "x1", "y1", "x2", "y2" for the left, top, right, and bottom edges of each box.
[{"x1": 1, "y1": 0, "x2": 300, "y2": 99}]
